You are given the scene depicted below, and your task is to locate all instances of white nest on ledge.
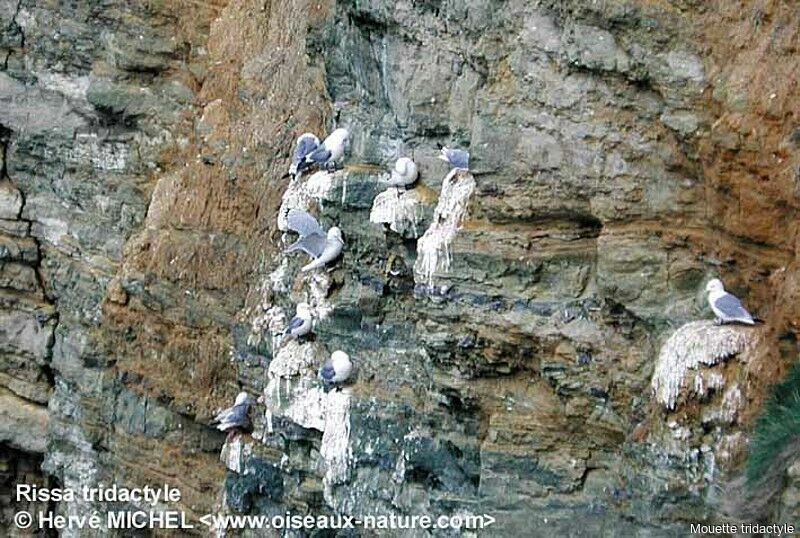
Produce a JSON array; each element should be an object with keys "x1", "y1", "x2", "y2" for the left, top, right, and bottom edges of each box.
[{"x1": 651, "y1": 320, "x2": 759, "y2": 410}]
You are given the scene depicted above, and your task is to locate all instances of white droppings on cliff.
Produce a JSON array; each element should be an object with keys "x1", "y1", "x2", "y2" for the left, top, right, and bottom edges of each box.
[
  {"x1": 414, "y1": 169, "x2": 475, "y2": 286},
  {"x1": 269, "y1": 257, "x2": 290, "y2": 294},
  {"x1": 33, "y1": 216, "x2": 71, "y2": 251},
  {"x1": 392, "y1": 450, "x2": 406, "y2": 483},
  {"x1": 692, "y1": 371, "x2": 724, "y2": 399},
  {"x1": 651, "y1": 320, "x2": 757, "y2": 410},
  {"x1": 277, "y1": 170, "x2": 344, "y2": 231},
  {"x1": 265, "y1": 408, "x2": 273, "y2": 434},
  {"x1": 220, "y1": 435, "x2": 253, "y2": 473},
  {"x1": 321, "y1": 389, "x2": 352, "y2": 501},
  {"x1": 715, "y1": 432, "x2": 746, "y2": 465},
  {"x1": 721, "y1": 384, "x2": 743, "y2": 422},
  {"x1": 283, "y1": 385, "x2": 327, "y2": 431},
  {"x1": 260, "y1": 346, "x2": 352, "y2": 502},
  {"x1": 69, "y1": 133, "x2": 129, "y2": 171},
  {"x1": 277, "y1": 177, "x2": 316, "y2": 231},
  {"x1": 307, "y1": 271, "x2": 334, "y2": 320},
  {"x1": 305, "y1": 170, "x2": 334, "y2": 208},
  {"x1": 701, "y1": 444, "x2": 715, "y2": 482},
  {"x1": 370, "y1": 187, "x2": 423, "y2": 236},
  {"x1": 268, "y1": 340, "x2": 319, "y2": 380},
  {"x1": 248, "y1": 304, "x2": 285, "y2": 351},
  {"x1": 262, "y1": 341, "x2": 326, "y2": 431},
  {"x1": 36, "y1": 72, "x2": 90, "y2": 101}
]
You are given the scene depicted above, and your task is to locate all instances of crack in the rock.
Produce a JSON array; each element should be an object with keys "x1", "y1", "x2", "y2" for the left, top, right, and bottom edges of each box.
[
  {"x1": 2, "y1": 0, "x2": 25, "y2": 70},
  {"x1": 0, "y1": 124, "x2": 59, "y2": 386}
]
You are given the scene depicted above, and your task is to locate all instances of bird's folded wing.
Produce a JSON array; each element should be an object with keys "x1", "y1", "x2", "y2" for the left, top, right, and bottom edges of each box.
[
  {"x1": 306, "y1": 146, "x2": 332, "y2": 164},
  {"x1": 287, "y1": 209, "x2": 324, "y2": 237},
  {"x1": 285, "y1": 233, "x2": 327, "y2": 258},
  {"x1": 319, "y1": 362, "x2": 335, "y2": 381},
  {"x1": 293, "y1": 138, "x2": 319, "y2": 163},
  {"x1": 446, "y1": 149, "x2": 469, "y2": 168},
  {"x1": 714, "y1": 293, "x2": 751, "y2": 319},
  {"x1": 217, "y1": 406, "x2": 249, "y2": 427},
  {"x1": 285, "y1": 316, "x2": 304, "y2": 333},
  {"x1": 213, "y1": 407, "x2": 234, "y2": 424}
]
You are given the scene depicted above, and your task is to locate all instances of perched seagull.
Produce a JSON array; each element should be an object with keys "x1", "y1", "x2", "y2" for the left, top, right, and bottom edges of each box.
[
  {"x1": 284, "y1": 209, "x2": 344, "y2": 272},
  {"x1": 383, "y1": 157, "x2": 419, "y2": 188},
  {"x1": 318, "y1": 350, "x2": 353, "y2": 389},
  {"x1": 295, "y1": 128, "x2": 350, "y2": 173},
  {"x1": 706, "y1": 278, "x2": 755, "y2": 325},
  {"x1": 437, "y1": 145, "x2": 469, "y2": 170},
  {"x1": 283, "y1": 302, "x2": 313, "y2": 342},
  {"x1": 213, "y1": 392, "x2": 252, "y2": 439},
  {"x1": 288, "y1": 133, "x2": 320, "y2": 177}
]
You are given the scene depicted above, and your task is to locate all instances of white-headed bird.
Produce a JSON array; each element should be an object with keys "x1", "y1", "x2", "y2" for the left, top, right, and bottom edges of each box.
[{"x1": 706, "y1": 278, "x2": 756, "y2": 325}]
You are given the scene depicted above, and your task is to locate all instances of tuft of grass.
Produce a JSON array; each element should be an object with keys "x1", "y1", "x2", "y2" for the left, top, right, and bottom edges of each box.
[{"x1": 746, "y1": 361, "x2": 800, "y2": 483}]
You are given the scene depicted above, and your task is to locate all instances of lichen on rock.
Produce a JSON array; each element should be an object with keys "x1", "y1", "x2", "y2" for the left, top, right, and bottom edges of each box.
[{"x1": 651, "y1": 320, "x2": 758, "y2": 410}]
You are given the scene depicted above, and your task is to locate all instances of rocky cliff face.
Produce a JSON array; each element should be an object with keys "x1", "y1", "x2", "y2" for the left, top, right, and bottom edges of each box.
[{"x1": 0, "y1": 0, "x2": 798, "y2": 535}]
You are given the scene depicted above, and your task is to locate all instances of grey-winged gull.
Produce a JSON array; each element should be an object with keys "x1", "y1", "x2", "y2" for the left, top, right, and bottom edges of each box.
[
  {"x1": 283, "y1": 302, "x2": 313, "y2": 341},
  {"x1": 295, "y1": 128, "x2": 350, "y2": 173},
  {"x1": 213, "y1": 392, "x2": 252, "y2": 438},
  {"x1": 284, "y1": 208, "x2": 344, "y2": 272},
  {"x1": 384, "y1": 157, "x2": 419, "y2": 188},
  {"x1": 706, "y1": 278, "x2": 755, "y2": 325},
  {"x1": 319, "y1": 350, "x2": 353, "y2": 389},
  {"x1": 438, "y1": 145, "x2": 469, "y2": 170},
  {"x1": 289, "y1": 133, "x2": 320, "y2": 177}
]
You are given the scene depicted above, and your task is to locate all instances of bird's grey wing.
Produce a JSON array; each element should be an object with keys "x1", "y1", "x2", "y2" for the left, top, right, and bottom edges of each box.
[
  {"x1": 319, "y1": 360, "x2": 336, "y2": 382},
  {"x1": 286, "y1": 209, "x2": 324, "y2": 237},
  {"x1": 285, "y1": 233, "x2": 327, "y2": 258},
  {"x1": 447, "y1": 149, "x2": 469, "y2": 169},
  {"x1": 714, "y1": 293, "x2": 752, "y2": 320},
  {"x1": 213, "y1": 405, "x2": 235, "y2": 424},
  {"x1": 306, "y1": 146, "x2": 332, "y2": 164},
  {"x1": 217, "y1": 404, "x2": 250, "y2": 430},
  {"x1": 284, "y1": 315, "x2": 304, "y2": 334},
  {"x1": 293, "y1": 138, "x2": 319, "y2": 164}
]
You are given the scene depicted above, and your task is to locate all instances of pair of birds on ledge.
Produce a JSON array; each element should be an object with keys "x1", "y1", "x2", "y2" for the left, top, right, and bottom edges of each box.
[
  {"x1": 213, "y1": 350, "x2": 353, "y2": 437},
  {"x1": 277, "y1": 301, "x2": 354, "y2": 386}
]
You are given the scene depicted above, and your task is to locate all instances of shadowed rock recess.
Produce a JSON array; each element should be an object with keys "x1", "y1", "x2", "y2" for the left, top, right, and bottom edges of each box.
[{"x1": 0, "y1": 0, "x2": 798, "y2": 536}]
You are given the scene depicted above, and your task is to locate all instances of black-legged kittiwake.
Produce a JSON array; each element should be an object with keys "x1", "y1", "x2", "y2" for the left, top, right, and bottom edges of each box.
[
  {"x1": 706, "y1": 278, "x2": 755, "y2": 325},
  {"x1": 295, "y1": 128, "x2": 350, "y2": 173},
  {"x1": 318, "y1": 350, "x2": 353, "y2": 389},
  {"x1": 437, "y1": 145, "x2": 469, "y2": 170},
  {"x1": 213, "y1": 392, "x2": 252, "y2": 436},
  {"x1": 283, "y1": 302, "x2": 313, "y2": 341},
  {"x1": 284, "y1": 208, "x2": 344, "y2": 272},
  {"x1": 289, "y1": 133, "x2": 320, "y2": 177},
  {"x1": 383, "y1": 157, "x2": 419, "y2": 188}
]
